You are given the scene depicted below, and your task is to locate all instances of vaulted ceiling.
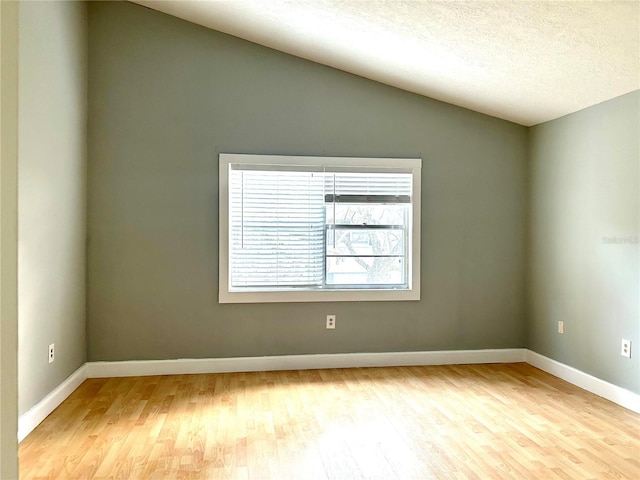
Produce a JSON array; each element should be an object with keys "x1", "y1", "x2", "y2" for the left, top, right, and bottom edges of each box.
[{"x1": 132, "y1": 0, "x2": 640, "y2": 126}]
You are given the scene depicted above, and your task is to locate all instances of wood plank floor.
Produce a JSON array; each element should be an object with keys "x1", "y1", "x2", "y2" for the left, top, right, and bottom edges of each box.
[{"x1": 19, "y1": 363, "x2": 640, "y2": 479}]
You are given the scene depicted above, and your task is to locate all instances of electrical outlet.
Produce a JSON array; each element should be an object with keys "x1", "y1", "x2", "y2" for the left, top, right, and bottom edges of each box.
[
  {"x1": 326, "y1": 314, "x2": 336, "y2": 329},
  {"x1": 558, "y1": 321, "x2": 564, "y2": 334},
  {"x1": 621, "y1": 339, "x2": 631, "y2": 358},
  {"x1": 48, "y1": 344, "x2": 55, "y2": 364}
]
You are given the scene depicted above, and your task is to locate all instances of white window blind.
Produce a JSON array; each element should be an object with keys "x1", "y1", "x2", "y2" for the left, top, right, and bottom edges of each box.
[
  {"x1": 324, "y1": 171, "x2": 412, "y2": 202},
  {"x1": 229, "y1": 168, "x2": 325, "y2": 288}
]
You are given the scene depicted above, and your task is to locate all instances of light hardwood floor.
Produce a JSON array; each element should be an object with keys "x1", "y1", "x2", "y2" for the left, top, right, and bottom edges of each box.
[{"x1": 19, "y1": 363, "x2": 640, "y2": 479}]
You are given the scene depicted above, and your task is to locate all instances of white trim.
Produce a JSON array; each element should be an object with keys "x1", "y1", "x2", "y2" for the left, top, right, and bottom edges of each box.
[
  {"x1": 218, "y1": 153, "x2": 422, "y2": 304},
  {"x1": 220, "y1": 154, "x2": 422, "y2": 170},
  {"x1": 86, "y1": 349, "x2": 526, "y2": 378},
  {"x1": 525, "y1": 350, "x2": 640, "y2": 414},
  {"x1": 220, "y1": 288, "x2": 421, "y2": 304},
  {"x1": 18, "y1": 364, "x2": 88, "y2": 442}
]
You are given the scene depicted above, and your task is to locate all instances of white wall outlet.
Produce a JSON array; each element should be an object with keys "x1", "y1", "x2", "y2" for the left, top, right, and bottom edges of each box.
[
  {"x1": 621, "y1": 339, "x2": 631, "y2": 358},
  {"x1": 326, "y1": 314, "x2": 336, "y2": 329},
  {"x1": 48, "y1": 343, "x2": 55, "y2": 364},
  {"x1": 557, "y1": 321, "x2": 564, "y2": 334}
]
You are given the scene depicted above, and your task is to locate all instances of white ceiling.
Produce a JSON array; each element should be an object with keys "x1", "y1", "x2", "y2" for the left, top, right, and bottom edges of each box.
[{"x1": 132, "y1": 0, "x2": 640, "y2": 126}]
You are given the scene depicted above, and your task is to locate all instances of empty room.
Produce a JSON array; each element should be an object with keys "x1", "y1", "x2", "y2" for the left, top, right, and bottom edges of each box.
[{"x1": 1, "y1": 0, "x2": 639, "y2": 479}]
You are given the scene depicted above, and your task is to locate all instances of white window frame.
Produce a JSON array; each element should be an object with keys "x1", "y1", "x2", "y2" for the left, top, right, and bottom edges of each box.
[{"x1": 219, "y1": 154, "x2": 421, "y2": 303}]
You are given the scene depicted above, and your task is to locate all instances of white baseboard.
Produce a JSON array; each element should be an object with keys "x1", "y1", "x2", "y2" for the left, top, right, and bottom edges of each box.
[
  {"x1": 85, "y1": 348, "x2": 527, "y2": 378},
  {"x1": 18, "y1": 364, "x2": 88, "y2": 442},
  {"x1": 19, "y1": 348, "x2": 639, "y2": 442},
  {"x1": 525, "y1": 350, "x2": 640, "y2": 414}
]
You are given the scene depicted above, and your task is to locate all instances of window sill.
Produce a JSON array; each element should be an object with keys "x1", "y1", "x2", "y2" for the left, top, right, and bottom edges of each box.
[{"x1": 219, "y1": 288, "x2": 420, "y2": 304}]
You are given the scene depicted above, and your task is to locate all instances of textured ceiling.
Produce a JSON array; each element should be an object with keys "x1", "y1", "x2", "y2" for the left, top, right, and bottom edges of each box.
[{"x1": 131, "y1": 0, "x2": 640, "y2": 126}]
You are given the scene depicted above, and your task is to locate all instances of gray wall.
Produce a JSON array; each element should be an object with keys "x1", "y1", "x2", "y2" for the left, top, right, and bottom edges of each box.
[
  {"x1": 1, "y1": 0, "x2": 20, "y2": 476},
  {"x1": 528, "y1": 91, "x2": 639, "y2": 394},
  {"x1": 87, "y1": 2, "x2": 527, "y2": 362},
  {"x1": 18, "y1": 1, "x2": 87, "y2": 415}
]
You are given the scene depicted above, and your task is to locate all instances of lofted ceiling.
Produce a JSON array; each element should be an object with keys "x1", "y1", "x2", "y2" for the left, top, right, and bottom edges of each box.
[{"x1": 131, "y1": 0, "x2": 640, "y2": 126}]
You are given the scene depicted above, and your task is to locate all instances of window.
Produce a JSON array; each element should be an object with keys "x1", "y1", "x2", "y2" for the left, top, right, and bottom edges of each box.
[{"x1": 219, "y1": 154, "x2": 421, "y2": 303}]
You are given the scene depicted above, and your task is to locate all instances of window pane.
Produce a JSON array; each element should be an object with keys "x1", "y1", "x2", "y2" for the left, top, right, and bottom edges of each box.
[
  {"x1": 326, "y1": 204, "x2": 408, "y2": 227},
  {"x1": 326, "y1": 256, "x2": 405, "y2": 285},
  {"x1": 326, "y1": 228, "x2": 405, "y2": 256}
]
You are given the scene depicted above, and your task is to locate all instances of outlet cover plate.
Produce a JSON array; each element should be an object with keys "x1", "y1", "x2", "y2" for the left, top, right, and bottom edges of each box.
[
  {"x1": 621, "y1": 339, "x2": 631, "y2": 358},
  {"x1": 326, "y1": 315, "x2": 336, "y2": 329}
]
